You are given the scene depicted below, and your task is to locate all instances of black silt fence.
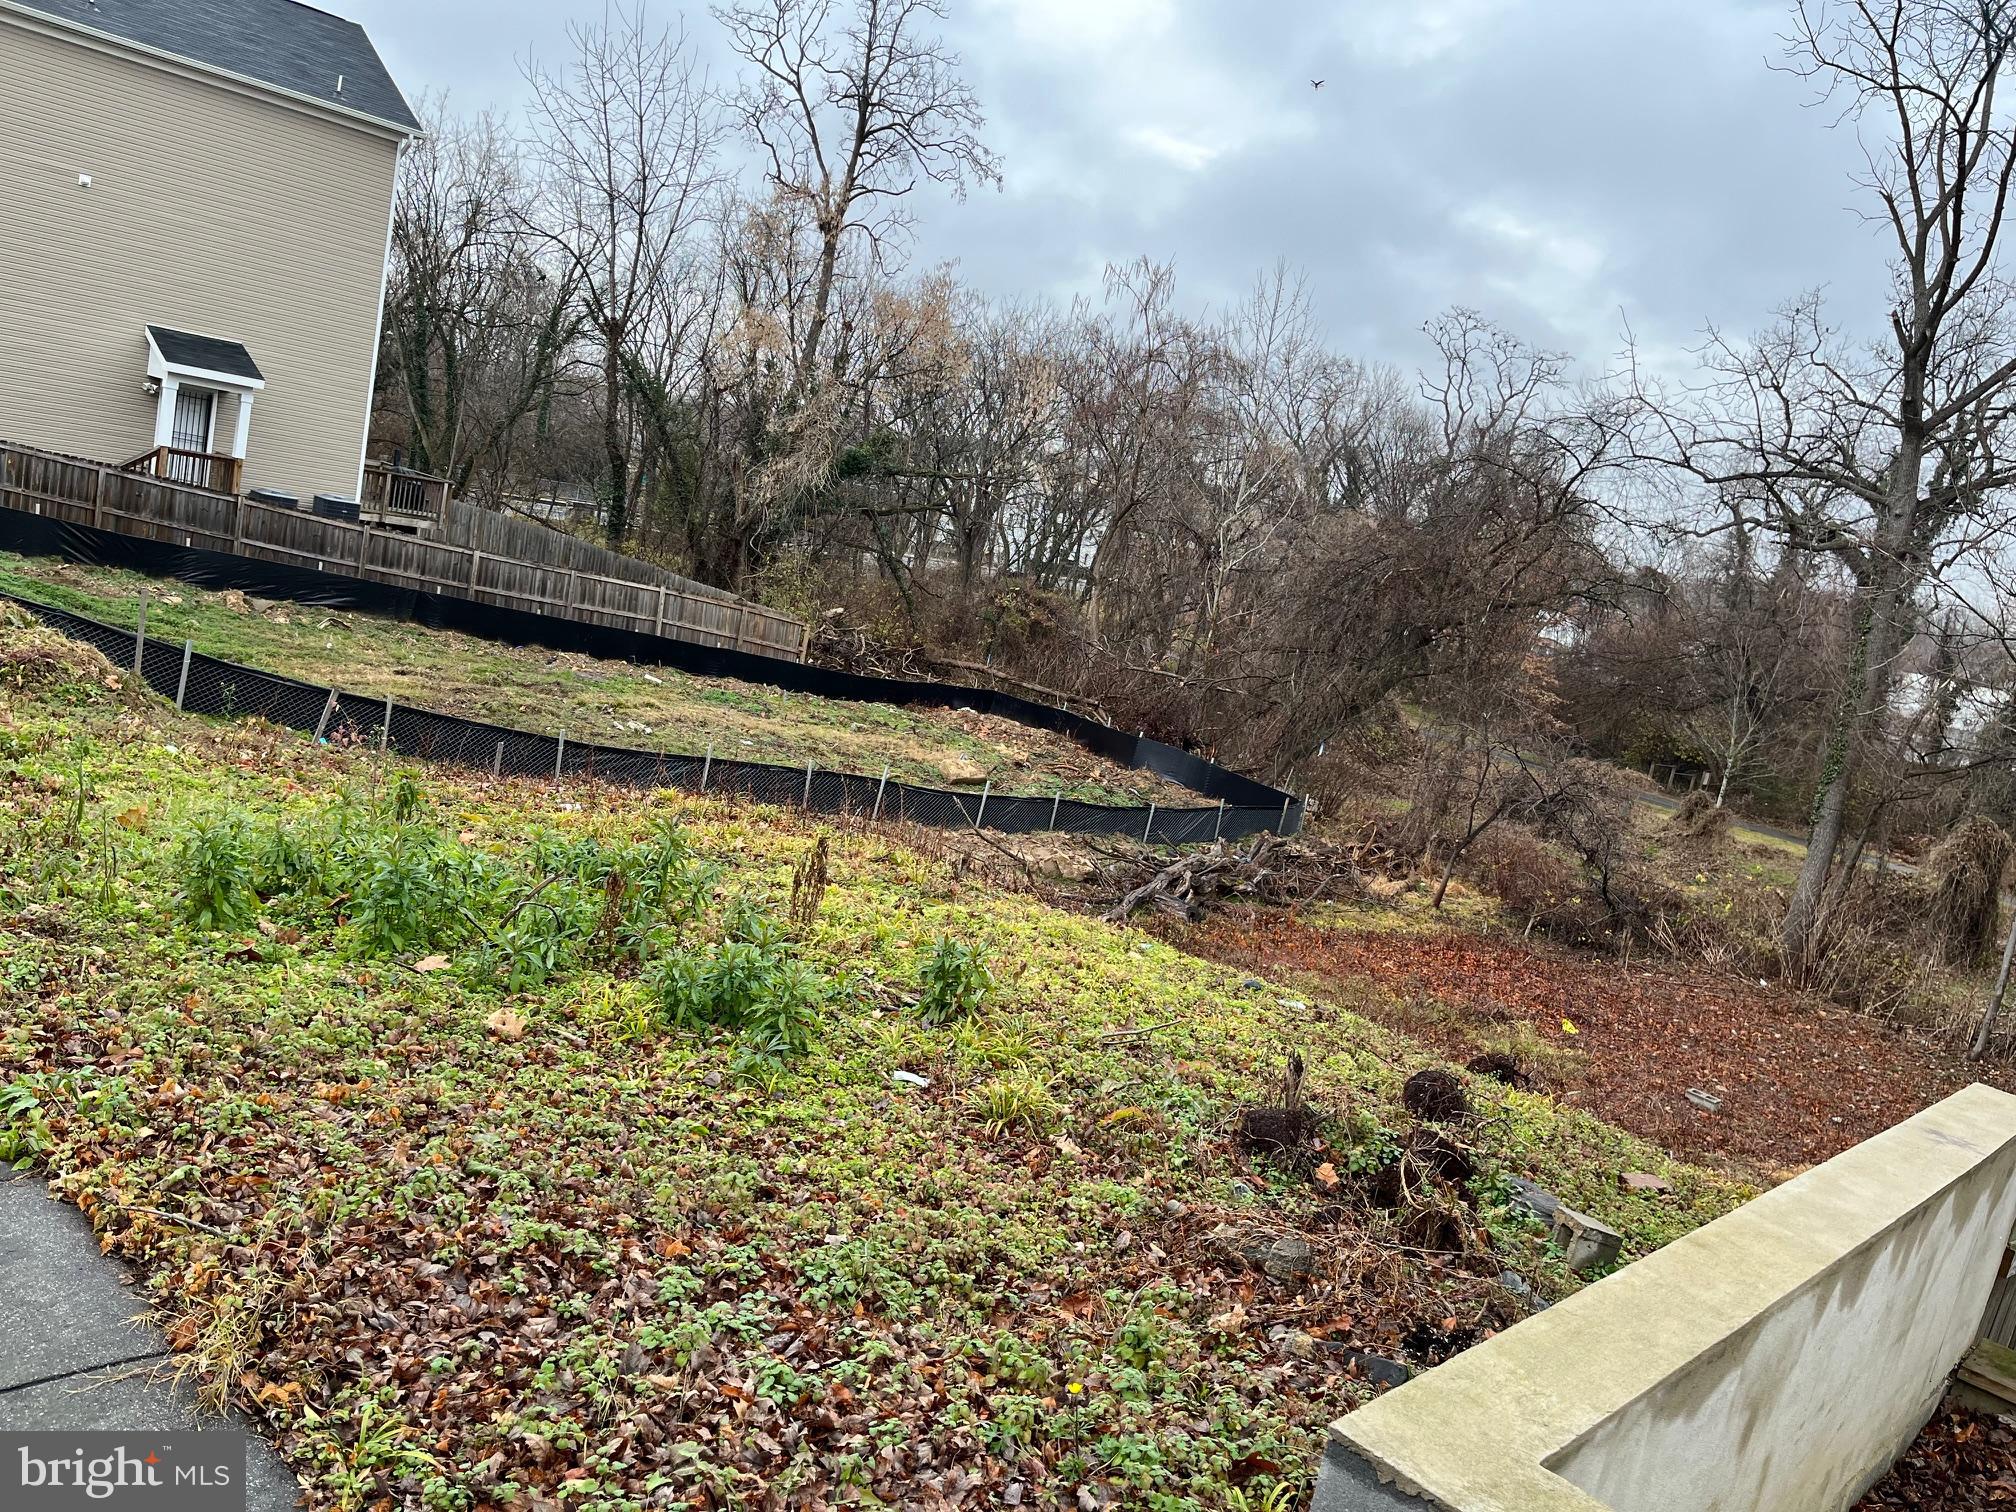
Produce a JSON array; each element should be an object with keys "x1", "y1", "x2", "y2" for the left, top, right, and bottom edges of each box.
[
  {"x1": 8, "y1": 593, "x2": 1302, "y2": 844},
  {"x1": 0, "y1": 504, "x2": 1301, "y2": 825}
]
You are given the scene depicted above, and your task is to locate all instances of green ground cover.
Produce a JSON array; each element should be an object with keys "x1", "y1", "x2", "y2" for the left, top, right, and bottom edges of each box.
[{"x1": 0, "y1": 616, "x2": 1748, "y2": 1510}]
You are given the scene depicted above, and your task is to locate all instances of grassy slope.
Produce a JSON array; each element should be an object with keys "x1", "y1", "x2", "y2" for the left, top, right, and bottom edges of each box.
[
  {"x1": 0, "y1": 552, "x2": 1194, "y2": 806},
  {"x1": 0, "y1": 626, "x2": 1749, "y2": 1511}
]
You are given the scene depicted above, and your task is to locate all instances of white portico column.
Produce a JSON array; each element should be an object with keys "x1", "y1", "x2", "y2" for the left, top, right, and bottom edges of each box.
[
  {"x1": 152, "y1": 377, "x2": 181, "y2": 449},
  {"x1": 230, "y1": 391, "x2": 254, "y2": 459}
]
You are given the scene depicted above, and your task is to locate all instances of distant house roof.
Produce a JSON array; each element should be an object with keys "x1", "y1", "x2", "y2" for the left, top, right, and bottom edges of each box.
[
  {"x1": 2, "y1": 0, "x2": 420, "y2": 134},
  {"x1": 148, "y1": 326, "x2": 265, "y2": 384}
]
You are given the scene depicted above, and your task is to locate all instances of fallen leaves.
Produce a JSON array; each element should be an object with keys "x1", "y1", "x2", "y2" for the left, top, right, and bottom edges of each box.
[
  {"x1": 1855, "y1": 1408, "x2": 2016, "y2": 1509},
  {"x1": 485, "y1": 1007, "x2": 527, "y2": 1042},
  {"x1": 1182, "y1": 912, "x2": 2016, "y2": 1171}
]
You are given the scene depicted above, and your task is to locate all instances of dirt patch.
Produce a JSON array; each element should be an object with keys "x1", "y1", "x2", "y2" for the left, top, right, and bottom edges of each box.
[{"x1": 1178, "y1": 910, "x2": 2015, "y2": 1173}]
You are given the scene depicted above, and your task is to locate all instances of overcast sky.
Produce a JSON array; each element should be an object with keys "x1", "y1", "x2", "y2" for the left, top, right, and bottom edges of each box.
[{"x1": 339, "y1": 0, "x2": 1896, "y2": 378}]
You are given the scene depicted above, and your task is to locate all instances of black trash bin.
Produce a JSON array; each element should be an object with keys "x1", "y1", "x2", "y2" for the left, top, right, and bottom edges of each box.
[
  {"x1": 311, "y1": 494, "x2": 360, "y2": 522},
  {"x1": 247, "y1": 487, "x2": 297, "y2": 510}
]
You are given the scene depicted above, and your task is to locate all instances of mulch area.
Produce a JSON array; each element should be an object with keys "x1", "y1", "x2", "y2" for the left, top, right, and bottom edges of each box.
[
  {"x1": 1855, "y1": 1409, "x2": 2016, "y2": 1508},
  {"x1": 1178, "y1": 912, "x2": 2013, "y2": 1174}
]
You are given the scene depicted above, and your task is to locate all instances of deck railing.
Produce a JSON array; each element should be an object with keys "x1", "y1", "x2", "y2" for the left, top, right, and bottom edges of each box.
[
  {"x1": 362, "y1": 460, "x2": 449, "y2": 524},
  {"x1": 2, "y1": 440, "x2": 809, "y2": 660},
  {"x1": 122, "y1": 445, "x2": 243, "y2": 496}
]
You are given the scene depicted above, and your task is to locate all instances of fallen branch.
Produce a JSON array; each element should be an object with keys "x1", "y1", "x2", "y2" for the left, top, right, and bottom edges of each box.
[{"x1": 1102, "y1": 834, "x2": 1365, "y2": 923}]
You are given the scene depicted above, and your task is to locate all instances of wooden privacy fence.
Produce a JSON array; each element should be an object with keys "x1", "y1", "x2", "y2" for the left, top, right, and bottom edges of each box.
[{"x1": 0, "y1": 440, "x2": 809, "y2": 661}]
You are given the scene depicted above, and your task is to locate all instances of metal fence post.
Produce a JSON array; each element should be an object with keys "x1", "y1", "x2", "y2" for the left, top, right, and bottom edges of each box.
[
  {"x1": 174, "y1": 639, "x2": 192, "y2": 712},
  {"x1": 974, "y1": 778, "x2": 991, "y2": 831},
  {"x1": 1214, "y1": 798, "x2": 1225, "y2": 841},
  {"x1": 700, "y1": 742, "x2": 713, "y2": 794},
  {"x1": 1049, "y1": 791, "x2": 1060, "y2": 832},
  {"x1": 131, "y1": 590, "x2": 148, "y2": 678},
  {"x1": 380, "y1": 693, "x2": 394, "y2": 752},
  {"x1": 492, "y1": 739, "x2": 504, "y2": 777},
  {"x1": 1279, "y1": 794, "x2": 1291, "y2": 834},
  {"x1": 803, "y1": 757, "x2": 814, "y2": 809},
  {"x1": 1143, "y1": 802, "x2": 1157, "y2": 844},
  {"x1": 312, "y1": 688, "x2": 337, "y2": 744},
  {"x1": 872, "y1": 763, "x2": 890, "y2": 822},
  {"x1": 554, "y1": 729, "x2": 567, "y2": 780}
]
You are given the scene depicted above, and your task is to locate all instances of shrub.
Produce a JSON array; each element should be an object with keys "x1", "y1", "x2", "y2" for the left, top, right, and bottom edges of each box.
[
  {"x1": 648, "y1": 907, "x2": 826, "y2": 1058},
  {"x1": 918, "y1": 936, "x2": 993, "y2": 1025},
  {"x1": 1470, "y1": 826, "x2": 1579, "y2": 930},
  {"x1": 1924, "y1": 815, "x2": 2012, "y2": 968},
  {"x1": 175, "y1": 818, "x2": 257, "y2": 931},
  {"x1": 347, "y1": 836, "x2": 452, "y2": 956},
  {"x1": 1670, "y1": 789, "x2": 1729, "y2": 841}
]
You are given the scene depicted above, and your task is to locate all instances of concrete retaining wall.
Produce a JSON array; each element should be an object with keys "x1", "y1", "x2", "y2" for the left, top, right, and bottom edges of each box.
[{"x1": 1314, "y1": 1084, "x2": 2016, "y2": 1512}]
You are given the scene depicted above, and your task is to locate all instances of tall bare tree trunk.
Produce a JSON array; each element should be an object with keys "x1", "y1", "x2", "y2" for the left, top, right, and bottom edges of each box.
[{"x1": 1780, "y1": 486, "x2": 1916, "y2": 969}]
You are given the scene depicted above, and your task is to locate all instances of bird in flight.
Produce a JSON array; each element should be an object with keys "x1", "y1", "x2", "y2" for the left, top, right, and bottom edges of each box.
[{"x1": 1310, "y1": 78, "x2": 1325, "y2": 89}]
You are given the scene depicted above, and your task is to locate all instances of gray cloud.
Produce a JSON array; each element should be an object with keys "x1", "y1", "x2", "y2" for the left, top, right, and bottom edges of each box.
[{"x1": 342, "y1": 0, "x2": 1898, "y2": 374}]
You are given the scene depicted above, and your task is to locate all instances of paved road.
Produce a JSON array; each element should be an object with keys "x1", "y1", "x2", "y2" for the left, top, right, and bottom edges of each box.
[{"x1": 0, "y1": 1168, "x2": 300, "y2": 1508}]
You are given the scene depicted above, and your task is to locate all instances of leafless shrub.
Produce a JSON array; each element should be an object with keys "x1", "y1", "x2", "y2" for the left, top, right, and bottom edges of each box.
[
  {"x1": 1924, "y1": 816, "x2": 2011, "y2": 969},
  {"x1": 789, "y1": 832, "x2": 830, "y2": 934},
  {"x1": 1670, "y1": 789, "x2": 1730, "y2": 842}
]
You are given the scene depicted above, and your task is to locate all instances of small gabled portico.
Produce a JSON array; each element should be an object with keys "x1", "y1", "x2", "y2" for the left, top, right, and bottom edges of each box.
[{"x1": 130, "y1": 325, "x2": 266, "y2": 495}]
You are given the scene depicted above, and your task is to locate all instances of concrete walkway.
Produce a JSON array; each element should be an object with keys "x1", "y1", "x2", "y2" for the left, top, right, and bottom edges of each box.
[{"x1": 0, "y1": 1168, "x2": 301, "y2": 1508}]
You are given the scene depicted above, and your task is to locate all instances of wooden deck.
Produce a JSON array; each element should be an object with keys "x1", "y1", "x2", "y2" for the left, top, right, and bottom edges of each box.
[{"x1": 0, "y1": 440, "x2": 809, "y2": 660}]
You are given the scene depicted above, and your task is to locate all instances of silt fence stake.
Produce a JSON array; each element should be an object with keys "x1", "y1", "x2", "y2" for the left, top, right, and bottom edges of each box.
[
  {"x1": 312, "y1": 688, "x2": 338, "y2": 744},
  {"x1": 174, "y1": 639, "x2": 193, "y2": 712},
  {"x1": 873, "y1": 764, "x2": 890, "y2": 822},
  {"x1": 131, "y1": 590, "x2": 148, "y2": 678}
]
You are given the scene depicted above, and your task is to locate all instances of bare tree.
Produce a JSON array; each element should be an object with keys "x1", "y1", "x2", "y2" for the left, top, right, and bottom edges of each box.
[
  {"x1": 524, "y1": 9, "x2": 722, "y2": 545},
  {"x1": 714, "y1": 0, "x2": 1000, "y2": 393},
  {"x1": 1627, "y1": 0, "x2": 2016, "y2": 970},
  {"x1": 381, "y1": 104, "x2": 578, "y2": 495}
]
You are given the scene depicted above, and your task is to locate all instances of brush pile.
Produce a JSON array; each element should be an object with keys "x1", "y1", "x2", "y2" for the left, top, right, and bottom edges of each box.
[{"x1": 1102, "y1": 833, "x2": 1368, "y2": 922}]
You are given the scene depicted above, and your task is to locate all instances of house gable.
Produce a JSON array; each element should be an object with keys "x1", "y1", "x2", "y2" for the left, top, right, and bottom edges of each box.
[{"x1": 0, "y1": 0, "x2": 419, "y2": 136}]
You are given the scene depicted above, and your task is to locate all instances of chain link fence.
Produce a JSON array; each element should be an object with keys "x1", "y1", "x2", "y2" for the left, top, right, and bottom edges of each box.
[{"x1": 10, "y1": 592, "x2": 1304, "y2": 844}]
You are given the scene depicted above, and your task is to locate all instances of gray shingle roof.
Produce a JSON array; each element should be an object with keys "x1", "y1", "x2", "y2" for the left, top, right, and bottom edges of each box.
[
  {"x1": 6, "y1": 0, "x2": 419, "y2": 133},
  {"x1": 149, "y1": 326, "x2": 265, "y2": 383}
]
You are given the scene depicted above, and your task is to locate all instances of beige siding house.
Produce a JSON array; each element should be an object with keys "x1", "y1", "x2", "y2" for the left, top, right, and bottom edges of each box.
[{"x1": 0, "y1": 0, "x2": 417, "y2": 506}]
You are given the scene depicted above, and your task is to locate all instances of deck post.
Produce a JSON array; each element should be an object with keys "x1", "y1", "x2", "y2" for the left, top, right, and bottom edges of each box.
[{"x1": 174, "y1": 639, "x2": 193, "y2": 711}]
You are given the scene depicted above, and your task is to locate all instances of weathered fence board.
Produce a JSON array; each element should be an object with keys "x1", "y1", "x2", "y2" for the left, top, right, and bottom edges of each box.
[{"x1": 0, "y1": 440, "x2": 807, "y2": 659}]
